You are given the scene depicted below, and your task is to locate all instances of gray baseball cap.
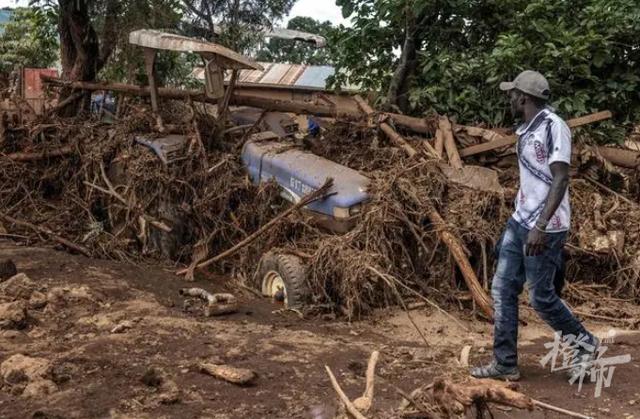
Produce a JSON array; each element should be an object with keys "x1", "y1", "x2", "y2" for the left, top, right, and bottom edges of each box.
[{"x1": 499, "y1": 70, "x2": 550, "y2": 100}]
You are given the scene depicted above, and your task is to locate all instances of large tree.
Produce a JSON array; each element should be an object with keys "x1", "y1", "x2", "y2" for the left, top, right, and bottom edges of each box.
[{"x1": 331, "y1": 0, "x2": 640, "y2": 131}]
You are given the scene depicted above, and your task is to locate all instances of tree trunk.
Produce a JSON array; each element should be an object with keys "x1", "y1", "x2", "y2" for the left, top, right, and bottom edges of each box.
[
  {"x1": 385, "y1": 10, "x2": 417, "y2": 113},
  {"x1": 57, "y1": 0, "x2": 117, "y2": 116}
]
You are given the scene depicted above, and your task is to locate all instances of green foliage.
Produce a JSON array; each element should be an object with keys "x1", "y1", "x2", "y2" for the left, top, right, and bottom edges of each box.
[
  {"x1": 98, "y1": 0, "x2": 189, "y2": 85},
  {"x1": 0, "y1": 6, "x2": 58, "y2": 73},
  {"x1": 255, "y1": 16, "x2": 335, "y2": 65},
  {"x1": 332, "y1": 0, "x2": 640, "y2": 135},
  {"x1": 183, "y1": 0, "x2": 297, "y2": 52}
]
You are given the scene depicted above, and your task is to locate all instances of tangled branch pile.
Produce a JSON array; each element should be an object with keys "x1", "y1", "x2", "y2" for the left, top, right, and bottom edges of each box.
[{"x1": 1, "y1": 99, "x2": 639, "y2": 319}]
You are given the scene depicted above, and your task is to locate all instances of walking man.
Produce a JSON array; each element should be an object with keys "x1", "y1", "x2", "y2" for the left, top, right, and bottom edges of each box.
[{"x1": 471, "y1": 70, "x2": 598, "y2": 381}]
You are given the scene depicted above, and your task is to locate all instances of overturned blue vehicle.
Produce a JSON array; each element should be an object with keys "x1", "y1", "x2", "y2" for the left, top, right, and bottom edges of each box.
[{"x1": 241, "y1": 135, "x2": 370, "y2": 308}]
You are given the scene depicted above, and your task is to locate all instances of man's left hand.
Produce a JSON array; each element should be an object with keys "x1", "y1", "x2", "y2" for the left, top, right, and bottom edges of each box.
[{"x1": 526, "y1": 228, "x2": 547, "y2": 256}]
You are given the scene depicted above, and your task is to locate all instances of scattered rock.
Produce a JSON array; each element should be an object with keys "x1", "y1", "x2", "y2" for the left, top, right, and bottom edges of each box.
[
  {"x1": 22, "y1": 379, "x2": 58, "y2": 398},
  {"x1": 0, "y1": 301, "x2": 28, "y2": 330},
  {"x1": 0, "y1": 273, "x2": 36, "y2": 300},
  {"x1": 29, "y1": 291, "x2": 48, "y2": 309},
  {"x1": 199, "y1": 362, "x2": 256, "y2": 386},
  {"x1": 45, "y1": 286, "x2": 94, "y2": 312},
  {"x1": 0, "y1": 259, "x2": 17, "y2": 281}
]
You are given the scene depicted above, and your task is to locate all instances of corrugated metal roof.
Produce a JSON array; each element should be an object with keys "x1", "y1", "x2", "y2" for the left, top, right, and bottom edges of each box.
[
  {"x1": 294, "y1": 65, "x2": 334, "y2": 89},
  {"x1": 192, "y1": 62, "x2": 358, "y2": 91}
]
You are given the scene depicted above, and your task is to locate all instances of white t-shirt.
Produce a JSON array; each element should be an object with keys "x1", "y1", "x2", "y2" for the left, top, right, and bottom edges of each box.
[{"x1": 512, "y1": 108, "x2": 572, "y2": 232}]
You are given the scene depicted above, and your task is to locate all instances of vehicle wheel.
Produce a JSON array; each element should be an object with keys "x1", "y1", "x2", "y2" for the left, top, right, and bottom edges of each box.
[{"x1": 257, "y1": 252, "x2": 308, "y2": 309}]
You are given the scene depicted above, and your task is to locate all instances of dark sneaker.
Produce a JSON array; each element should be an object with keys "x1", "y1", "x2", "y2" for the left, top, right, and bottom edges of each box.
[
  {"x1": 470, "y1": 360, "x2": 520, "y2": 381},
  {"x1": 567, "y1": 336, "x2": 600, "y2": 382}
]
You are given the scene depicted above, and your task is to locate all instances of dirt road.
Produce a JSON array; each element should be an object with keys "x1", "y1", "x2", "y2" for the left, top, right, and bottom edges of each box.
[{"x1": 0, "y1": 241, "x2": 638, "y2": 418}]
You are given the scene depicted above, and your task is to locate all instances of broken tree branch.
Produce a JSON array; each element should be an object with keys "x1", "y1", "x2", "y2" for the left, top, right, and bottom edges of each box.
[
  {"x1": 0, "y1": 212, "x2": 91, "y2": 257},
  {"x1": 177, "y1": 178, "x2": 334, "y2": 275},
  {"x1": 353, "y1": 351, "x2": 380, "y2": 413},
  {"x1": 325, "y1": 365, "x2": 368, "y2": 419},
  {"x1": 427, "y1": 208, "x2": 493, "y2": 319},
  {"x1": 532, "y1": 399, "x2": 594, "y2": 419}
]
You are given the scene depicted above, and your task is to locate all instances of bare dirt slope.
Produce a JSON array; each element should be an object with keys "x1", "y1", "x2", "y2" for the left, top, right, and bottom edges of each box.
[{"x1": 0, "y1": 241, "x2": 638, "y2": 419}]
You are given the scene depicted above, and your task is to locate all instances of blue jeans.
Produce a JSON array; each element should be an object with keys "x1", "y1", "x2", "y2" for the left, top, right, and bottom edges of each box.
[{"x1": 492, "y1": 218, "x2": 592, "y2": 367}]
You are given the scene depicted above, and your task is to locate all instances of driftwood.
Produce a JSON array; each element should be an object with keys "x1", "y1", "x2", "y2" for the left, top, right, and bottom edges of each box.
[
  {"x1": 199, "y1": 362, "x2": 256, "y2": 385},
  {"x1": 432, "y1": 378, "x2": 534, "y2": 414},
  {"x1": 177, "y1": 178, "x2": 334, "y2": 276},
  {"x1": 0, "y1": 212, "x2": 91, "y2": 257}
]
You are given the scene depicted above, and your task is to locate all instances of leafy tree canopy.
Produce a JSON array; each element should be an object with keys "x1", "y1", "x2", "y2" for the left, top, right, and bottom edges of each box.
[{"x1": 330, "y1": 0, "x2": 640, "y2": 137}]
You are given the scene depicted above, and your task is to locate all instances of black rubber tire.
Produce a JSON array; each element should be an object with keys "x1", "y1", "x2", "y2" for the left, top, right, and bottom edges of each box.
[{"x1": 256, "y1": 252, "x2": 309, "y2": 309}]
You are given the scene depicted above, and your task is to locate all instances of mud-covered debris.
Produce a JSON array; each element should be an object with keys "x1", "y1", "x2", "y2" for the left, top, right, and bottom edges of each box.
[
  {"x1": 110, "y1": 320, "x2": 133, "y2": 333},
  {"x1": 199, "y1": 362, "x2": 256, "y2": 385},
  {"x1": 0, "y1": 301, "x2": 28, "y2": 330},
  {"x1": 0, "y1": 273, "x2": 36, "y2": 300},
  {"x1": 0, "y1": 259, "x2": 17, "y2": 281},
  {"x1": 180, "y1": 288, "x2": 238, "y2": 316}
]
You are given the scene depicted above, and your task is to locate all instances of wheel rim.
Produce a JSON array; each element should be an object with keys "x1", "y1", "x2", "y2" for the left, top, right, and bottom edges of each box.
[{"x1": 262, "y1": 270, "x2": 288, "y2": 306}]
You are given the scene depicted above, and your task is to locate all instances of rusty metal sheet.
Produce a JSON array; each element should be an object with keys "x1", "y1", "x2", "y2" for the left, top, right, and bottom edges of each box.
[
  {"x1": 129, "y1": 30, "x2": 262, "y2": 71},
  {"x1": 258, "y1": 64, "x2": 294, "y2": 84},
  {"x1": 23, "y1": 68, "x2": 58, "y2": 114},
  {"x1": 279, "y1": 64, "x2": 305, "y2": 85}
]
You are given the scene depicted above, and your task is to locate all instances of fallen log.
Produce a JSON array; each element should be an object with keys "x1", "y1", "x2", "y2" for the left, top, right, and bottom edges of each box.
[
  {"x1": 459, "y1": 111, "x2": 613, "y2": 158},
  {"x1": 41, "y1": 75, "x2": 345, "y2": 117}
]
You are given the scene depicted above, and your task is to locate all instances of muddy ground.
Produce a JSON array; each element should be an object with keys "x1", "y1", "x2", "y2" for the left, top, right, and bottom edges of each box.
[{"x1": 0, "y1": 240, "x2": 638, "y2": 419}]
